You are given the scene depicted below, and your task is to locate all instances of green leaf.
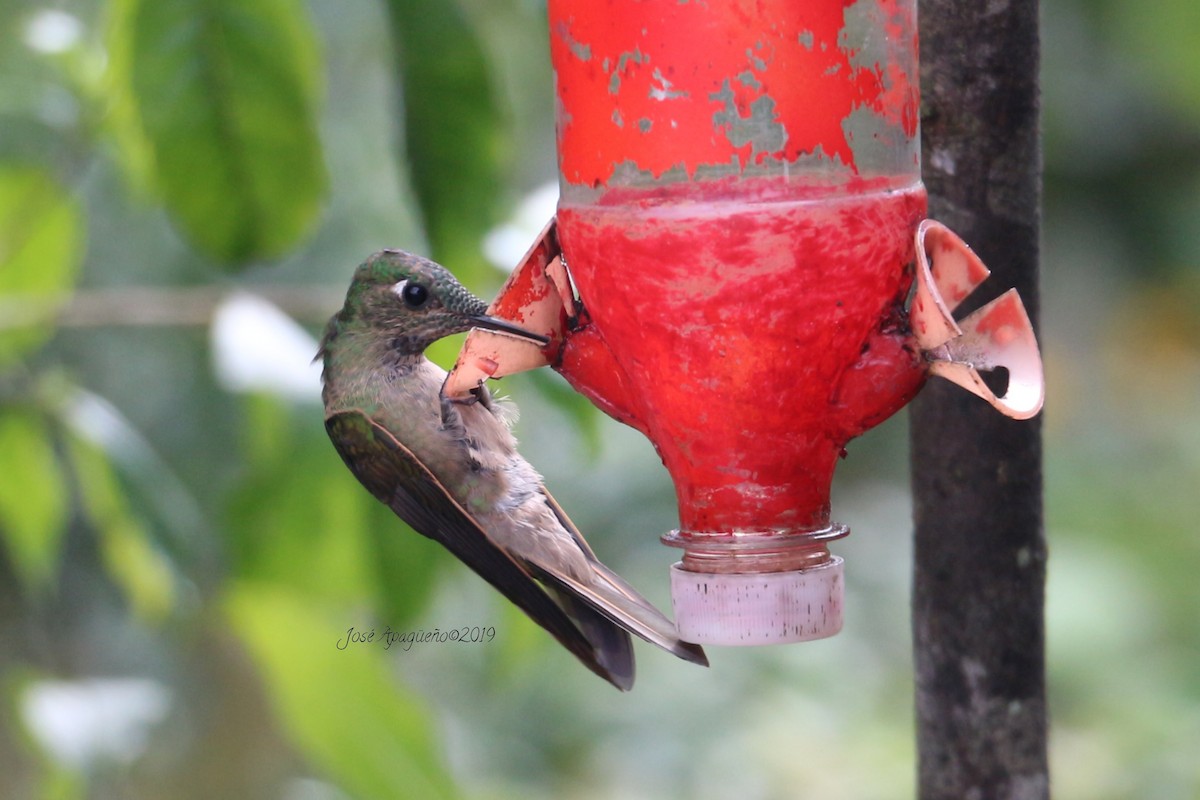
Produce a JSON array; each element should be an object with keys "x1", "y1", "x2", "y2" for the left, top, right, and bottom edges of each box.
[
  {"x1": 35, "y1": 764, "x2": 85, "y2": 800},
  {"x1": 226, "y1": 395, "x2": 373, "y2": 605},
  {"x1": 522, "y1": 370, "x2": 602, "y2": 456},
  {"x1": 0, "y1": 166, "x2": 82, "y2": 365},
  {"x1": 363, "y1": 497, "x2": 447, "y2": 631},
  {"x1": 102, "y1": 0, "x2": 158, "y2": 196},
  {"x1": 226, "y1": 583, "x2": 460, "y2": 800},
  {"x1": 0, "y1": 410, "x2": 67, "y2": 590},
  {"x1": 386, "y1": 0, "x2": 511, "y2": 277},
  {"x1": 226, "y1": 394, "x2": 444, "y2": 625},
  {"x1": 108, "y1": 0, "x2": 327, "y2": 264},
  {"x1": 64, "y1": 433, "x2": 176, "y2": 622},
  {"x1": 1110, "y1": 0, "x2": 1200, "y2": 124}
]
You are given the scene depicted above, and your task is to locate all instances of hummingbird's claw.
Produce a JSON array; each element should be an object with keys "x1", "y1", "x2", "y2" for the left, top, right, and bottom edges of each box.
[
  {"x1": 438, "y1": 393, "x2": 454, "y2": 427},
  {"x1": 470, "y1": 381, "x2": 494, "y2": 410},
  {"x1": 440, "y1": 377, "x2": 492, "y2": 409},
  {"x1": 438, "y1": 379, "x2": 493, "y2": 435}
]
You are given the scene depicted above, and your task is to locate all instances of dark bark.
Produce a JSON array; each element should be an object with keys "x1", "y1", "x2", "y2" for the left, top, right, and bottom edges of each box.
[{"x1": 911, "y1": 2, "x2": 1049, "y2": 799}]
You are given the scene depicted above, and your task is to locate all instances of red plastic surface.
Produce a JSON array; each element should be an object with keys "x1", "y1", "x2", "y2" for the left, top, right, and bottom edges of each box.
[
  {"x1": 549, "y1": 0, "x2": 918, "y2": 185},
  {"x1": 557, "y1": 180, "x2": 927, "y2": 533}
]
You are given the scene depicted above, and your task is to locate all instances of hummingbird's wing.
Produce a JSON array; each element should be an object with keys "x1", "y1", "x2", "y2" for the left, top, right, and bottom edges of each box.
[
  {"x1": 537, "y1": 488, "x2": 709, "y2": 668},
  {"x1": 325, "y1": 409, "x2": 633, "y2": 690}
]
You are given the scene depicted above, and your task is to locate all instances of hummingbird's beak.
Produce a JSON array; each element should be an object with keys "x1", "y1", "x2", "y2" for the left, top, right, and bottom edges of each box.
[{"x1": 467, "y1": 314, "x2": 550, "y2": 346}]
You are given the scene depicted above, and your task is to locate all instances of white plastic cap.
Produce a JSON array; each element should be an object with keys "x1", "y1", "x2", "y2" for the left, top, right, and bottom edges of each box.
[{"x1": 669, "y1": 557, "x2": 844, "y2": 646}]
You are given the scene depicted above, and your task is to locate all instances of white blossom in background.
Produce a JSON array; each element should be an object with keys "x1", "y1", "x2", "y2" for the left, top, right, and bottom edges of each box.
[
  {"x1": 23, "y1": 10, "x2": 83, "y2": 54},
  {"x1": 23, "y1": 10, "x2": 85, "y2": 128},
  {"x1": 211, "y1": 293, "x2": 323, "y2": 403},
  {"x1": 20, "y1": 678, "x2": 172, "y2": 770},
  {"x1": 482, "y1": 181, "x2": 559, "y2": 271},
  {"x1": 64, "y1": 388, "x2": 144, "y2": 457}
]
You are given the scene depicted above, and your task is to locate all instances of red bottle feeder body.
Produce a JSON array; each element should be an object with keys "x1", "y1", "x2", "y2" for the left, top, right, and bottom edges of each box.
[
  {"x1": 447, "y1": 0, "x2": 1043, "y2": 646},
  {"x1": 551, "y1": 0, "x2": 923, "y2": 644},
  {"x1": 557, "y1": 187, "x2": 926, "y2": 536}
]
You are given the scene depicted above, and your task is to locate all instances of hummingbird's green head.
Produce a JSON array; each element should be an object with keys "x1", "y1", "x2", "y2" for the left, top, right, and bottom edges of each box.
[{"x1": 329, "y1": 249, "x2": 547, "y2": 355}]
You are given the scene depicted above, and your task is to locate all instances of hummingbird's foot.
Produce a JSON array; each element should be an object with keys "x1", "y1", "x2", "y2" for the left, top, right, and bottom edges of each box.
[
  {"x1": 470, "y1": 381, "x2": 494, "y2": 410},
  {"x1": 438, "y1": 391, "x2": 463, "y2": 430},
  {"x1": 439, "y1": 379, "x2": 493, "y2": 425}
]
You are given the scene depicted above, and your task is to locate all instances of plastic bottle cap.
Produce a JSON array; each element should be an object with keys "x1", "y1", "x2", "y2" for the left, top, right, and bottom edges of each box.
[{"x1": 669, "y1": 557, "x2": 844, "y2": 646}]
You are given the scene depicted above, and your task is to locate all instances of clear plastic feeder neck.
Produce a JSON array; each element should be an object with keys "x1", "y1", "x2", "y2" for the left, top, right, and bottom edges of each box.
[{"x1": 662, "y1": 526, "x2": 848, "y2": 646}]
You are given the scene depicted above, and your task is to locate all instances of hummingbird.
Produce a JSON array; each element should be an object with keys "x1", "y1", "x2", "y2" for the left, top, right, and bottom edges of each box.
[{"x1": 318, "y1": 249, "x2": 707, "y2": 690}]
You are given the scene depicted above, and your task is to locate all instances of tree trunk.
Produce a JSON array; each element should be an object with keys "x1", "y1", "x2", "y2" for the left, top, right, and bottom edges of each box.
[{"x1": 911, "y1": 1, "x2": 1049, "y2": 798}]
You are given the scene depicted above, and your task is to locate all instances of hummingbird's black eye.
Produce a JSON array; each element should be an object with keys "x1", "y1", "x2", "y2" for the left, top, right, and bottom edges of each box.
[{"x1": 399, "y1": 281, "x2": 429, "y2": 309}]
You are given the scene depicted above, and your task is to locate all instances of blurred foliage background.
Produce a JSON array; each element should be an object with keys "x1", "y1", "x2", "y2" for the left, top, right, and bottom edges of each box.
[{"x1": 0, "y1": 0, "x2": 1197, "y2": 798}]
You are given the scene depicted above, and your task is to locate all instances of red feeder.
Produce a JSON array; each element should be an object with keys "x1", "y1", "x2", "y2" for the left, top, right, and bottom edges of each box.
[{"x1": 446, "y1": 0, "x2": 1042, "y2": 646}]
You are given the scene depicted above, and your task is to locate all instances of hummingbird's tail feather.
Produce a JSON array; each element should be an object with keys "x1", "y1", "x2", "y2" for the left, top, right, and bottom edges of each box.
[
  {"x1": 534, "y1": 484, "x2": 707, "y2": 666},
  {"x1": 543, "y1": 587, "x2": 636, "y2": 691},
  {"x1": 532, "y1": 564, "x2": 710, "y2": 669}
]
